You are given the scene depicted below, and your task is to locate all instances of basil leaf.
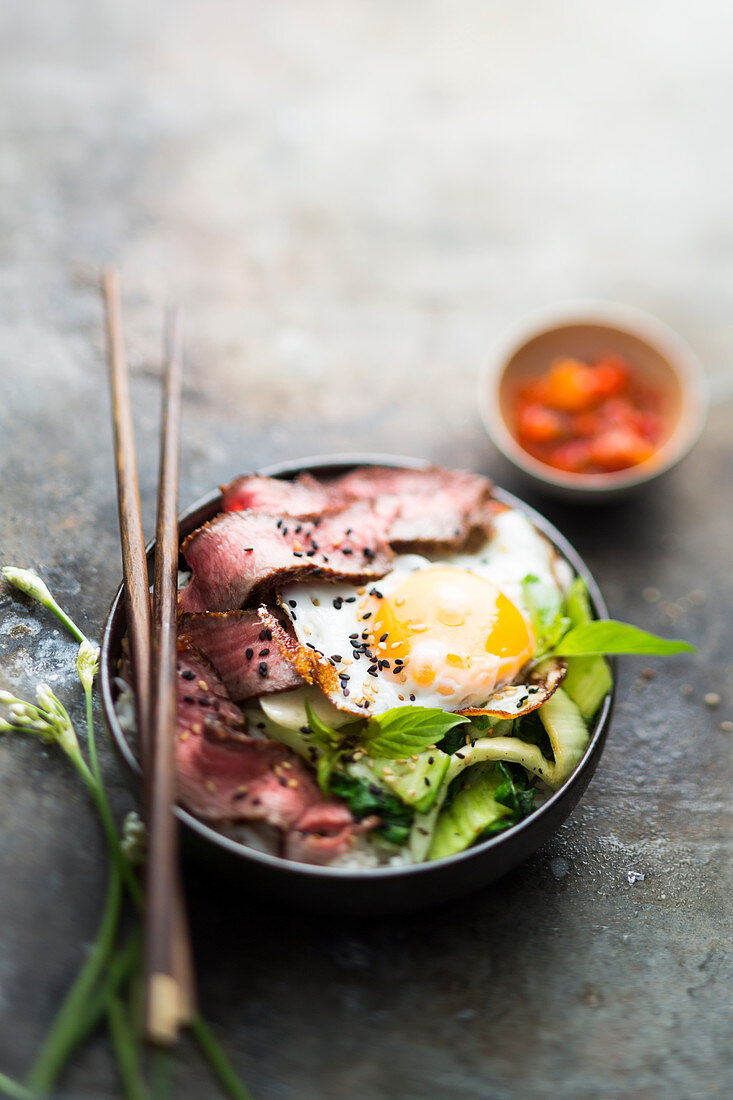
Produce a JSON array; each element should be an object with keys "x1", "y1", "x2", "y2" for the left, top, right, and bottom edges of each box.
[
  {"x1": 523, "y1": 574, "x2": 570, "y2": 655},
  {"x1": 364, "y1": 706, "x2": 470, "y2": 758},
  {"x1": 552, "y1": 620, "x2": 695, "y2": 657}
]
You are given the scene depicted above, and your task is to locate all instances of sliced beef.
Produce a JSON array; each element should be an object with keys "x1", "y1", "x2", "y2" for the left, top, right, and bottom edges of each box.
[
  {"x1": 178, "y1": 502, "x2": 395, "y2": 614},
  {"x1": 220, "y1": 472, "x2": 338, "y2": 516},
  {"x1": 221, "y1": 465, "x2": 503, "y2": 557},
  {"x1": 178, "y1": 609, "x2": 305, "y2": 701},
  {"x1": 174, "y1": 643, "x2": 376, "y2": 864},
  {"x1": 285, "y1": 802, "x2": 379, "y2": 865},
  {"x1": 175, "y1": 644, "x2": 248, "y2": 742},
  {"x1": 330, "y1": 465, "x2": 502, "y2": 553}
]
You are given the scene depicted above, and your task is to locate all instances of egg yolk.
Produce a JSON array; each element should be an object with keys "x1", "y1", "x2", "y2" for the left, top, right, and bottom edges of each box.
[{"x1": 368, "y1": 567, "x2": 534, "y2": 701}]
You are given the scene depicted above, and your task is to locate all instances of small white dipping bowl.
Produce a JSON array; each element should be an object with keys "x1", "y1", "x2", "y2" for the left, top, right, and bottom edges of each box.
[{"x1": 479, "y1": 302, "x2": 708, "y2": 503}]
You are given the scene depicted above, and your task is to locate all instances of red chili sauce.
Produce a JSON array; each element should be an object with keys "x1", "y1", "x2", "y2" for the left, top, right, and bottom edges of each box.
[{"x1": 512, "y1": 355, "x2": 664, "y2": 474}]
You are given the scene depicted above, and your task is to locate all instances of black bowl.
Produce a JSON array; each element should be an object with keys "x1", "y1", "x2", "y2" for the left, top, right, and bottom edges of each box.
[{"x1": 100, "y1": 454, "x2": 614, "y2": 914}]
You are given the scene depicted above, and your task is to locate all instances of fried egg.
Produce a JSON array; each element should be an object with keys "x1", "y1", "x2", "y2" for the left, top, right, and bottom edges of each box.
[{"x1": 274, "y1": 509, "x2": 567, "y2": 718}]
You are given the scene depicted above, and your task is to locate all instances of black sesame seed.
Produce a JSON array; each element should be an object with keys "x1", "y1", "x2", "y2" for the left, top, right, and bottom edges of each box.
[
  {"x1": 259, "y1": 648, "x2": 270, "y2": 657},
  {"x1": 363, "y1": 547, "x2": 375, "y2": 561},
  {"x1": 331, "y1": 654, "x2": 342, "y2": 663},
  {"x1": 424, "y1": 777, "x2": 431, "y2": 786},
  {"x1": 258, "y1": 663, "x2": 268, "y2": 678},
  {"x1": 293, "y1": 551, "x2": 303, "y2": 558},
  {"x1": 265, "y1": 628, "x2": 272, "y2": 641},
  {"x1": 276, "y1": 518, "x2": 283, "y2": 528},
  {"x1": 343, "y1": 688, "x2": 350, "y2": 697},
  {"x1": 181, "y1": 669, "x2": 195, "y2": 681},
  {"x1": 362, "y1": 611, "x2": 372, "y2": 620},
  {"x1": 282, "y1": 527, "x2": 288, "y2": 536},
  {"x1": 245, "y1": 647, "x2": 253, "y2": 660},
  {"x1": 306, "y1": 549, "x2": 316, "y2": 557},
  {"x1": 295, "y1": 524, "x2": 302, "y2": 534},
  {"x1": 288, "y1": 600, "x2": 297, "y2": 608},
  {"x1": 368, "y1": 668, "x2": 378, "y2": 677},
  {"x1": 349, "y1": 633, "x2": 359, "y2": 640},
  {"x1": 428, "y1": 756, "x2": 434, "y2": 765},
  {"x1": 342, "y1": 548, "x2": 353, "y2": 555},
  {"x1": 379, "y1": 633, "x2": 388, "y2": 642},
  {"x1": 409, "y1": 694, "x2": 416, "y2": 701},
  {"x1": 183, "y1": 695, "x2": 195, "y2": 705}
]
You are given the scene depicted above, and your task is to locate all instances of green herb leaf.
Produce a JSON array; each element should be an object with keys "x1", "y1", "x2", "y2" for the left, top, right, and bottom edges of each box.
[
  {"x1": 364, "y1": 706, "x2": 469, "y2": 758},
  {"x1": 552, "y1": 620, "x2": 695, "y2": 657},
  {"x1": 328, "y1": 771, "x2": 413, "y2": 845}
]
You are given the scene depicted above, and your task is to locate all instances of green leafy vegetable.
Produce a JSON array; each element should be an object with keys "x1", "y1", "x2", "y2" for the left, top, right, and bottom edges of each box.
[
  {"x1": 428, "y1": 763, "x2": 512, "y2": 859},
  {"x1": 328, "y1": 771, "x2": 414, "y2": 845},
  {"x1": 437, "y1": 725, "x2": 470, "y2": 754},
  {"x1": 363, "y1": 706, "x2": 469, "y2": 758},
  {"x1": 523, "y1": 574, "x2": 570, "y2": 655},
  {"x1": 512, "y1": 709, "x2": 553, "y2": 758},
  {"x1": 304, "y1": 698, "x2": 345, "y2": 745},
  {"x1": 561, "y1": 576, "x2": 614, "y2": 718},
  {"x1": 538, "y1": 687, "x2": 590, "y2": 781},
  {"x1": 494, "y1": 761, "x2": 536, "y2": 819},
  {"x1": 552, "y1": 620, "x2": 695, "y2": 657},
  {"x1": 368, "y1": 749, "x2": 451, "y2": 812},
  {"x1": 316, "y1": 749, "x2": 340, "y2": 795}
]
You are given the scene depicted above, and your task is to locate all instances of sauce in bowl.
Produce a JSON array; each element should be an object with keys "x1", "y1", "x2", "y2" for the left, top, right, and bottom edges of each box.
[{"x1": 512, "y1": 354, "x2": 664, "y2": 474}]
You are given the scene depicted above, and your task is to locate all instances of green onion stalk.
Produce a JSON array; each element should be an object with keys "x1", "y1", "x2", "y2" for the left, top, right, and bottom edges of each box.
[{"x1": 0, "y1": 568, "x2": 253, "y2": 1100}]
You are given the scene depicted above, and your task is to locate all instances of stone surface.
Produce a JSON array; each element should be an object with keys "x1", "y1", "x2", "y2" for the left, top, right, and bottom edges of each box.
[{"x1": 0, "y1": 2, "x2": 731, "y2": 1097}]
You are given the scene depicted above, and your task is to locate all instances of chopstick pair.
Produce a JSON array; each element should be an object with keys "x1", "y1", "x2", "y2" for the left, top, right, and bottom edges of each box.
[{"x1": 103, "y1": 266, "x2": 195, "y2": 1044}]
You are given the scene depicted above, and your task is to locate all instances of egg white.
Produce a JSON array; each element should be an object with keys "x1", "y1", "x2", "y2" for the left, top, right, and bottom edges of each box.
[{"x1": 277, "y1": 508, "x2": 565, "y2": 718}]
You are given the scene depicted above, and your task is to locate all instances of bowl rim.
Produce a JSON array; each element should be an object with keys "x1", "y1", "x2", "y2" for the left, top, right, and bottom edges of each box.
[
  {"x1": 99, "y1": 452, "x2": 615, "y2": 881},
  {"x1": 479, "y1": 299, "x2": 708, "y2": 492}
]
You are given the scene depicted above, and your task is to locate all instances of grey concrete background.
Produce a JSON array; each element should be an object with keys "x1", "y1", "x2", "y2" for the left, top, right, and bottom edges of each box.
[{"x1": 0, "y1": 1, "x2": 731, "y2": 1097}]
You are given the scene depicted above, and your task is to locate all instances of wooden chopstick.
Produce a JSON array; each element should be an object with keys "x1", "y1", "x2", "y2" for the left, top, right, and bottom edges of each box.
[
  {"x1": 102, "y1": 269, "x2": 195, "y2": 1044},
  {"x1": 103, "y1": 267, "x2": 153, "y2": 758},
  {"x1": 146, "y1": 308, "x2": 189, "y2": 1043}
]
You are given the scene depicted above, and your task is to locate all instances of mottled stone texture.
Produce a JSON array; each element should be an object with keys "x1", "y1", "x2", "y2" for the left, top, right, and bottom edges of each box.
[{"x1": 0, "y1": 2, "x2": 731, "y2": 1097}]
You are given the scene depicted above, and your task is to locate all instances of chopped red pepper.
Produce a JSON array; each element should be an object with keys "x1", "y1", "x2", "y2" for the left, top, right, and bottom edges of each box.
[{"x1": 513, "y1": 355, "x2": 663, "y2": 475}]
